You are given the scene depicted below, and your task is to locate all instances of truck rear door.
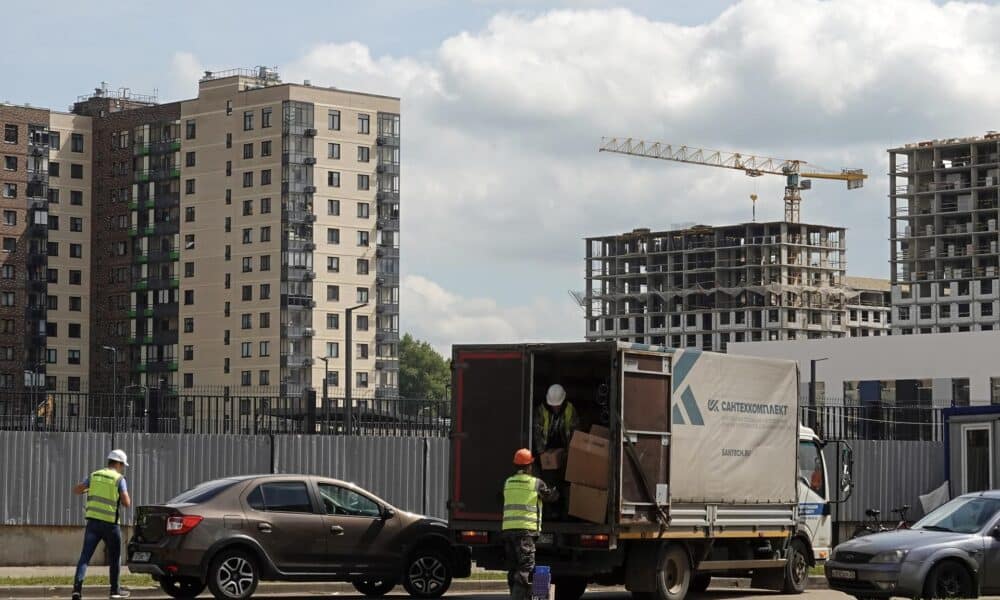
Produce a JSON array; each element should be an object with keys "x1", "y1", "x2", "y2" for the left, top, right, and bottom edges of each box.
[
  {"x1": 450, "y1": 346, "x2": 528, "y2": 524},
  {"x1": 618, "y1": 349, "x2": 672, "y2": 524}
]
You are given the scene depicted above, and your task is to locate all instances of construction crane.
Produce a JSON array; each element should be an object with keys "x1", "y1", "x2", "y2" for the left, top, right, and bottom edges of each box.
[{"x1": 599, "y1": 137, "x2": 867, "y2": 223}]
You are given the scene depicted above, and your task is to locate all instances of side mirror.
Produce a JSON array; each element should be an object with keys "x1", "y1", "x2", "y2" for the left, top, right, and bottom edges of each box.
[
  {"x1": 383, "y1": 507, "x2": 397, "y2": 520},
  {"x1": 991, "y1": 526, "x2": 1000, "y2": 540}
]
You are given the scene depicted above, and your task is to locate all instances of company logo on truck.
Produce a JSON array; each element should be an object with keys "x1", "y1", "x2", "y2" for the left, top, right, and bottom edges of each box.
[
  {"x1": 708, "y1": 399, "x2": 789, "y2": 416},
  {"x1": 672, "y1": 350, "x2": 789, "y2": 426}
]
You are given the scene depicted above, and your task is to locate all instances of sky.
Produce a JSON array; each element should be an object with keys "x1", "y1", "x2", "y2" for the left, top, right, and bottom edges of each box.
[{"x1": 6, "y1": 0, "x2": 1000, "y2": 354}]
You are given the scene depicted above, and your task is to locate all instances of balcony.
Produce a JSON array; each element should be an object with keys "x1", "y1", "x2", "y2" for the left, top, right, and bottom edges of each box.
[
  {"x1": 148, "y1": 277, "x2": 180, "y2": 290},
  {"x1": 376, "y1": 191, "x2": 400, "y2": 202},
  {"x1": 26, "y1": 222, "x2": 48, "y2": 237},
  {"x1": 135, "y1": 167, "x2": 180, "y2": 183},
  {"x1": 376, "y1": 273, "x2": 400, "y2": 287},
  {"x1": 147, "y1": 248, "x2": 180, "y2": 263},
  {"x1": 282, "y1": 324, "x2": 315, "y2": 338},
  {"x1": 376, "y1": 164, "x2": 400, "y2": 175},
  {"x1": 376, "y1": 134, "x2": 400, "y2": 147},
  {"x1": 154, "y1": 221, "x2": 180, "y2": 236},
  {"x1": 375, "y1": 303, "x2": 399, "y2": 315},
  {"x1": 27, "y1": 253, "x2": 46, "y2": 267},
  {"x1": 375, "y1": 329, "x2": 400, "y2": 343},
  {"x1": 134, "y1": 139, "x2": 181, "y2": 156},
  {"x1": 153, "y1": 303, "x2": 179, "y2": 318},
  {"x1": 283, "y1": 294, "x2": 315, "y2": 309},
  {"x1": 132, "y1": 279, "x2": 149, "y2": 291},
  {"x1": 282, "y1": 266, "x2": 315, "y2": 281},
  {"x1": 282, "y1": 239, "x2": 315, "y2": 252},
  {"x1": 281, "y1": 353, "x2": 312, "y2": 368},
  {"x1": 153, "y1": 330, "x2": 179, "y2": 345},
  {"x1": 25, "y1": 306, "x2": 46, "y2": 320},
  {"x1": 376, "y1": 218, "x2": 400, "y2": 231},
  {"x1": 144, "y1": 359, "x2": 179, "y2": 372},
  {"x1": 282, "y1": 209, "x2": 316, "y2": 224}
]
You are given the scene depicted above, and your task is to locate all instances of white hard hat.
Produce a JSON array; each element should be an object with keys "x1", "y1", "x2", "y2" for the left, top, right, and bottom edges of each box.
[
  {"x1": 107, "y1": 449, "x2": 129, "y2": 467},
  {"x1": 546, "y1": 384, "x2": 566, "y2": 407}
]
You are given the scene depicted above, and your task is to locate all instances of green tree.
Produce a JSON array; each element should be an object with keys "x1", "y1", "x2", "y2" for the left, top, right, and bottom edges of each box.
[{"x1": 399, "y1": 333, "x2": 450, "y2": 401}]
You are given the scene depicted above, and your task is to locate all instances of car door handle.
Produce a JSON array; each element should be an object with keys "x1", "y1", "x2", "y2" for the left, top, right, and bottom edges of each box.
[
  {"x1": 330, "y1": 525, "x2": 345, "y2": 535},
  {"x1": 258, "y1": 522, "x2": 272, "y2": 533}
]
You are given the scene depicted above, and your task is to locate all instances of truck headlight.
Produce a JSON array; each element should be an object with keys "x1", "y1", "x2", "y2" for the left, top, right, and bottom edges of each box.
[{"x1": 870, "y1": 550, "x2": 908, "y2": 564}]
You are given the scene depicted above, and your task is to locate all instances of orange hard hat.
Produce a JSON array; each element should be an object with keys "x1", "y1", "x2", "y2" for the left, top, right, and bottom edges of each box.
[{"x1": 513, "y1": 448, "x2": 534, "y2": 466}]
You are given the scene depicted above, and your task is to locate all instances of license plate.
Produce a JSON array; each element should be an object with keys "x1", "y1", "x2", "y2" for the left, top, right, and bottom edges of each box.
[
  {"x1": 830, "y1": 569, "x2": 856, "y2": 580},
  {"x1": 131, "y1": 552, "x2": 151, "y2": 563},
  {"x1": 537, "y1": 534, "x2": 554, "y2": 545}
]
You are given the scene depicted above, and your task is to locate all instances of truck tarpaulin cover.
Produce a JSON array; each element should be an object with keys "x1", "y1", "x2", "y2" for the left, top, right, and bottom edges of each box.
[{"x1": 669, "y1": 349, "x2": 798, "y2": 504}]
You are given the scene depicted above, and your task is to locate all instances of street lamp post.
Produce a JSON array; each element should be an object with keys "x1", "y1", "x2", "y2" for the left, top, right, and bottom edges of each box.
[
  {"x1": 317, "y1": 356, "x2": 329, "y2": 433},
  {"x1": 124, "y1": 385, "x2": 149, "y2": 433},
  {"x1": 809, "y1": 358, "x2": 829, "y2": 431},
  {"x1": 344, "y1": 302, "x2": 368, "y2": 435},
  {"x1": 102, "y1": 346, "x2": 119, "y2": 432}
]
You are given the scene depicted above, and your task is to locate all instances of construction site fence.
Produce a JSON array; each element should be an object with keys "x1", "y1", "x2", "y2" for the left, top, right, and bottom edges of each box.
[
  {"x1": 801, "y1": 402, "x2": 945, "y2": 442},
  {"x1": 0, "y1": 390, "x2": 450, "y2": 437}
]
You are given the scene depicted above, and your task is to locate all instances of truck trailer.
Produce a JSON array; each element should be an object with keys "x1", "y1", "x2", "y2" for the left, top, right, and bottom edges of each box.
[{"x1": 447, "y1": 342, "x2": 852, "y2": 600}]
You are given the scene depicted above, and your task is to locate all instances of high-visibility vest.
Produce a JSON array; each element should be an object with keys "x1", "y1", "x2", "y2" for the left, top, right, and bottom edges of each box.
[
  {"x1": 502, "y1": 473, "x2": 542, "y2": 532},
  {"x1": 85, "y1": 468, "x2": 122, "y2": 524},
  {"x1": 538, "y1": 403, "x2": 576, "y2": 448}
]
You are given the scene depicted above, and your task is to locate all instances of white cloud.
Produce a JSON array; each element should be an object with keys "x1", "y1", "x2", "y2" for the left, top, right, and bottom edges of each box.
[
  {"x1": 217, "y1": 1, "x2": 1000, "y2": 348},
  {"x1": 167, "y1": 52, "x2": 205, "y2": 100}
]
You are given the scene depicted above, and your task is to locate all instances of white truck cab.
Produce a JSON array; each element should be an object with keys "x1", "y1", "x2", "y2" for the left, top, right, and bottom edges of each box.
[{"x1": 798, "y1": 425, "x2": 854, "y2": 564}]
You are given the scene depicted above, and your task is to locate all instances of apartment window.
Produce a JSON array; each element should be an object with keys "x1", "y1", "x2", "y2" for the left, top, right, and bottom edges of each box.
[
  {"x1": 953, "y1": 378, "x2": 971, "y2": 407},
  {"x1": 0, "y1": 292, "x2": 14, "y2": 306},
  {"x1": 70, "y1": 244, "x2": 82, "y2": 258},
  {"x1": 328, "y1": 143, "x2": 340, "y2": 159},
  {"x1": 326, "y1": 313, "x2": 339, "y2": 329},
  {"x1": 48, "y1": 215, "x2": 60, "y2": 230},
  {"x1": 328, "y1": 199, "x2": 340, "y2": 215},
  {"x1": 184, "y1": 262, "x2": 194, "y2": 277},
  {"x1": 357, "y1": 231, "x2": 370, "y2": 246},
  {"x1": 3, "y1": 237, "x2": 16, "y2": 252},
  {"x1": 260, "y1": 284, "x2": 270, "y2": 300},
  {"x1": 357, "y1": 202, "x2": 371, "y2": 219},
  {"x1": 185, "y1": 179, "x2": 195, "y2": 195},
  {"x1": 327, "y1": 285, "x2": 340, "y2": 301},
  {"x1": 225, "y1": 217, "x2": 232, "y2": 232},
  {"x1": 225, "y1": 273, "x2": 231, "y2": 289},
  {"x1": 47, "y1": 268, "x2": 58, "y2": 283},
  {"x1": 69, "y1": 270, "x2": 81, "y2": 285},
  {"x1": 70, "y1": 164, "x2": 83, "y2": 179},
  {"x1": 181, "y1": 345, "x2": 193, "y2": 361},
  {"x1": 243, "y1": 111, "x2": 254, "y2": 131},
  {"x1": 184, "y1": 234, "x2": 195, "y2": 250},
  {"x1": 992, "y1": 377, "x2": 1000, "y2": 405},
  {"x1": 226, "y1": 161, "x2": 232, "y2": 176},
  {"x1": 328, "y1": 171, "x2": 340, "y2": 187},
  {"x1": 242, "y1": 285, "x2": 252, "y2": 301},
  {"x1": 259, "y1": 341, "x2": 270, "y2": 357},
  {"x1": 70, "y1": 217, "x2": 83, "y2": 232},
  {"x1": 261, "y1": 225, "x2": 271, "y2": 241},
  {"x1": 357, "y1": 343, "x2": 369, "y2": 360},
  {"x1": 69, "y1": 324, "x2": 81, "y2": 338},
  {"x1": 69, "y1": 297, "x2": 81, "y2": 312},
  {"x1": 242, "y1": 314, "x2": 252, "y2": 329},
  {"x1": 242, "y1": 172, "x2": 253, "y2": 188},
  {"x1": 356, "y1": 372, "x2": 369, "y2": 388},
  {"x1": 2, "y1": 183, "x2": 16, "y2": 198},
  {"x1": 357, "y1": 315, "x2": 369, "y2": 331},
  {"x1": 259, "y1": 312, "x2": 270, "y2": 328},
  {"x1": 241, "y1": 342, "x2": 251, "y2": 358},
  {"x1": 243, "y1": 199, "x2": 253, "y2": 216},
  {"x1": 185, "y1": 206, "x2": 196, "y2": 222},
  {"x1": 184, "y1": 290, "x2": 194, "y2": 305},
  {"x1": 262, "y1": 107, "x2": 272, "y2": 128},
  {"x1": 243, "y1": 143, "x2": 253, "y2": 159},
  {"x1": 327, "y1": 256, "x2": 340, "y2": 272},
  {"x1": 226, "y1": 133, "x2": 232, "y2": 148},
  {"x1": 259, "y1": 370, "x2": 270, "y2": 386},
  {"x1": 243, "y1": 228, "x2": 252, "y2": 244},
  {"x1": 328, "y1": 110, "x2": 341, "y2": 131},
  {"x1": 326, "y1": 342, "x2": 339, "y2": 358},
  {"x1": 357, "y1": 258, "x2": 369, "y2": 275},
  {"x1": 357, "y1": 174, "x2": 370, "y2": 190},
  {"x1": 184, "y1": 318, "x2": 194, "y2": 333},
  {"x1": 71, "y1": 190, "x2": 83, "y2": 205},
  {"x1": 224, "y1": 243, "x2": 231, "y2": 260},
  {"x1": 185, "y1": 120, "x2": 196, "y2": 140},
  {"x1": 358, "y1": 114, "x2": 370, "y2": 134},
  {"x1": 261, "y1": 169, "x2": 271, "y2": 185},
  {"x1": 357, "y1": 287, "x2": 369, "y2": 303},
  {"x1": 47, "y1": 188, "x2": 59, "y2": 203},
  {"x1": 224, "y1": 302, "x2": 230, "y2": 317},
  {"x1": 47, "y1": 295, "x2": 58, "y2": 310},
  {"x1": 0, "y1": 265, "x2": 11, "y2": 279},
  {"x1": 261, "y1": 255, "x2": 271, "y2": 271},
  {"x1": 47, "y1": 349, "x2": 57, "y2": 364},
  {"x1": 2, "y1": 211, "x2": 14, "y2": 226},
  {"x1": 0, "y1": 319, "x2": 12, "y2": 333},
  {"x1": 186, "y1": 151, "x2": 196, "y2": 167},
  {"x1": 241, "y1": 371, "x2": 252, "y2": 387},
  {"x1": 68, "y1": 132, "x2": 84, "y2": 152},
  {"x1": 49, "y1": 132, "x2": 60, "y2": 150},
  {"x1": 261, "y1": 140, "x2": 272, "y2": 157},
  {"x1": 328, "y1": 228, "x2": 340, "y2": 244},
  {"x1": 4, "y1": 125, "x2": 17, "y2": 144},
  {"x1": 49, "y1": 162, "x2": 60, "y2": 177},
  {"x1": 358, "y1": 146, "x2": 370, "y2": 162},
  {"x1": 3, "y1": 156, "x2": 14, "y2": 171}
]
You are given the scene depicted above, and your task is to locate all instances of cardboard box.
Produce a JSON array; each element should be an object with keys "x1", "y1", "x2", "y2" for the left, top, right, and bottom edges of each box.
[
  {"x1": 565, "y1": 431, "x2": 610, "y2": 489},
  {"x1": 539, "y1": 448, "x2": 566, "y2": 471},
  {"x1": 589, "y1": 424, "x2": 610, "y2": 440},
  {"x1": 568, "y1": 483, "x2": 608, "y2": 524}
]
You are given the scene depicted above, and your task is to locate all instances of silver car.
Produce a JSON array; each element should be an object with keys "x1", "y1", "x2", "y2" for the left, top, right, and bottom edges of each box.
[{"x1": 825, "y1": 492, "x2": 1000, "y2": 599}]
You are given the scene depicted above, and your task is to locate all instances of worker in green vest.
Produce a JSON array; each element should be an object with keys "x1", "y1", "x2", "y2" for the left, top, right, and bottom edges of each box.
[
  {"x1": 503, "y1": 448, "x2": 558, "y2": 600},
  {"x1": 72, "y1": 449, "x2": 132, "y2": 600},
  {"x1": 533, "y1": 384, "x2": 579, "y2": 453}
]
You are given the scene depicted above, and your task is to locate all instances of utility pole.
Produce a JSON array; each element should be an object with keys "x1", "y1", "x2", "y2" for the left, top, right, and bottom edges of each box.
[
  {"x1": 102, "y1": 346, "x2": 118, "y2": 433},
  {"x1": 318, "y1": 356, "x2": 329, "y2": 432},
  {"x1": 344, "y1": 302, "x2": 368, "y2": 435},
  {"x1": 809, "y1": 358, "x2": 828, "y2": 431}
]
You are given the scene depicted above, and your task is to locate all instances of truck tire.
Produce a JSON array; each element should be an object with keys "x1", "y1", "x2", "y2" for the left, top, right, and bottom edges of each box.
[
  {"x1": 554, "y1": 576, "x2": 587, "y2": 600},
  {"x1": 689, "y1": 575, "x2": 711, "y2": 595},
  {"x1": 782, "y1": 539, "x2": 809, "y2": 594},
  {"x1": 638, "y1": 544, "x2": 690, "y2": 600}
]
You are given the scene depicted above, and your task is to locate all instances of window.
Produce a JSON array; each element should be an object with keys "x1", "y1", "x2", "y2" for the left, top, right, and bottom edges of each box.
[
  {"x1": 328, "y1": 143, "x2": 340, "y2": 159},
  {"x1": 185, "y1": 179, "x2": 196, "y2": 195},
  {"x1": 259, "y1": 312, "x2": 270, "y2": 328},
  {"x1": 327, "y1": 285, "x2": 340, "y2": 301},
  {"x1": 259, "y1": 370, "x2": 270, "y2": 386},
  {"x1": 184, "y1": 262, "x2": 194, "y2": 278},
  {"x1": 243, "y1": 200, "x2": 253, "y2": 216},
  {"x1": 326, "y1": 313, "x2": 340, "y2": 329},
  {"x1": 261, "y1": 140, "x2": 272, "y2": 157},
  {"x1": 357, "y1": 202, "x2": 370, "y2": 218},
  {"x1": 184, "y1": 290, "x2": 194, "y2": 305},
  {"x1": 226, "y1": 100, "x2": 233, "y2": 115},
  {"x1": 242, "y1": 314, "x2": 252, "y2": 329},
  {"x1": 357, "y1": 258, "x2": 369, "y2": 275},
  {"x1": 226, "y1": 133, "x2": 232, "y2": 148},
  {"x1": 0, "y1": 292, "x2": 14, "y2": 306},
  {"x1": 69, "y1": 270, "x2": 81, "y2": 285},
  {"x1": 2, "y1": 156, "x2": 14, "y2": 171},
  {"x1": 260, "y1": 284, "x2": 271, "y2": 300},
  {"x1": 49, "y1": 132, "x2": 60, "y2": 150},
  {"x1": 357, "y1": 343, "x2": 369, "y2": 359},
  {"x1": 185, "y1": 206, "x2": 196, "y2": 222},
  {"x1": 261, "y1": 169, "x2": 271, "y2": 185},
  {"x1": 184, "y1": 234, "x2": 195, "y2": 250},
  {"x1": 46, "y1": 348, "x2": 57, "y2": 364},
  {"x1": 182, "y1": 345, "x2": 194, "y2": 361},
  {"x1": 798, "y1": 440, "x2": 826, "y2": 496},
  {"x1": 4, "y1": 125, "x2": 18, "y2": 144},
  {"x1": 70, "y1": 244, "x2": 83, "y2": 258},
  {"x1": 242, "y1": 285, "x2": 252, "y2": 301},
  {"x1": 243, "y1": 228, "x2": 253, "y2": 244},
  {"x1": 328, "y1": 228, "x2": 340, "y2": 244},
  {"x1": 70, "y1": 217, "x2": 83, "y2": 232},
  {"x1": 0, "y1": 265, "x2": 11, "y2": 279},
  {"x1": 71, "y1": 164, "x2": 83, "y2": 179},
  {"x1": 225, "y1": 217, "x2": 232, "y2": 232},
  {"x1": 247, "y1": 482, "x2": 313, "y2": 513},
  {"x1": 356, "y1": 372, "x2": 369, "y2": 388},
  {"x1": 224, "y1": 302, "x2": 230, "y2": 317},
  {"x1": 241, "y1": 342, "x2": 251, "y2": 358},
  {"x1": 49, "y1": 162, "x2": 60, "y2": 177},
  {"x1": 225, "y1": 273, "x2": 231, "y2": 289},
  {"x1": 69, "y1": 297, "x2": 81, "y2": 312},
  {"x1": 358, "y1": 114, "x2": 370, "y2": 134},
  {"x1": 2, "y1": 183, "x2": 16, "y2": 198},
  {"x1": 47, "y1": 268, "x2": 58, "y2": 283},
  {"x1": 357, "y1": 315, "x2": 369, "y2": 331},
  {"x1": 261, "y1": 255, "x2": 271, "y2": 271},
  {"x1": 226, "y1": 161, "x2": 232, "y2": 176},
  {"x1": 241, "y1": 370, "x2": 252, "y2": 386},
  {"x1": 357, "y1": 174, "x2": 370, "y2": 190},
  {"x1": 48, "y1": 215, "x2": 60, "y2": 230},
  {"x1": 328, "y1": 171, "x2": 340, "y2": 187},
  {"x1": 243, "y1": 111, "x2": 254, "y2": 131},
  {"x1": 69, "y1": 324, "x2": 81, "y2": 338},
  {"x1": 992, "y1": 377, "x2": 1000, "y2": 405},
  {"x1": 357, "y1": 231, "x2": 370, "y2": 246},
  {"x1": 327, "y1": 256, "x2": 340, "y2": 272},
  {"x1": 260, "y1": 341, "x2": 270, "y2": 357},
  {"x1": 328, "y1": 199, "x2": 340, "y2": 215},
  {"x1": 262, "y1": 107, "x2": 272, "y2": 128},
  {"x1": 953, "y1": 378, "x2": 971, "y2": 407},
  {"x1": 243, "y1": 172, "x2": 253, "y2": 188},
  {"x1": 243, "y1": 143, "x2": 253, "y2": 159},
  {"x1": 983, "y1": 303, "x2": 994, "y2": 317},
  {"x1": 328, "y1": 110, "x2": 341, "y2": 131},
  {"x1": 47, "y1": 295, "x2": 58, "y2": 310},
  {"x1": 357, "y1": 287, "x2": 369, "y2": 303},
  {"x1": 67, "y1": 350, "x2": 81, "y2": 365},
  {"x1": 186, "y1": 151, "x2": 196, "y2": 167},
  {"x1": 185, "y1": 120, "x2": 196, "y2": 140},
  {"x1": 2, "y1": 211, "x2": 14, "y2": 226},
  {"x1": 358, "y1": 146, "x2": 370, "y2": 162},
  {"x1": 318, "y1": 483, "x2": 381, "y2": 517},
  {"x1": 184, "y1": 318, "x2": 194, "y2": 333},
  {"x1": 326, "y1": 342, "x2": 340, "y2": 358},
  {"x1": 71, "y1": 190, "x2": 83, "y2": 205},
  {"x1": 3, "y1": 237, "x2": 16, "y2": 252}
]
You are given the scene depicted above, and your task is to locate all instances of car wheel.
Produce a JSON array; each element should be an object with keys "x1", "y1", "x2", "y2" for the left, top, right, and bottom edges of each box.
[
  {"x1": 353, "y1": 579, "x2": 398, "y2": 598},
  {"x1": 159, "y1": 576, "x2": 207, "y2": 599},
  {"x1": 689, "y1": 575, "x2": 711, "y2": 595},
  {"x1": 554, "y1": 576, "x2": 587, "y2": 600},
  {"x1": 207, "y1": 550, "x2": 259, "y2": 600},
  {"x1": 782, "y1": 539, "x2": 809, "y2": 594},
  {"x1": 924, "y1": 560, "x2": 973, "y2": 599},
  {"x1": 403, "y1": 550, "x2": 452, "y2": 599}
]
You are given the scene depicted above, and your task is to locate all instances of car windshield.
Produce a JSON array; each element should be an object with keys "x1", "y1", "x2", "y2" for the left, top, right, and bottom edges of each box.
[
  {"x1": 913, "y1": 496, "x2": 1000, "y2": 534},
  {"x1": 168, "y1": 478, "x2": 241, "y2": 504}
]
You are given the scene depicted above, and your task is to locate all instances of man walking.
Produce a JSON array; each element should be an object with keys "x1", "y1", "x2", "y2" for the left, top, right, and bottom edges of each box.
[
  {"x1": 503, "y1": 449, "x2": 558, "y2": 600},
  {"x1": 72, "y1": 449, "x2": 132, "y2": 600}
]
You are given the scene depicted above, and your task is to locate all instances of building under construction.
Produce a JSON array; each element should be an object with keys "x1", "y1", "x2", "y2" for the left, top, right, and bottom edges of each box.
[{"x1": 584, "y1": 221, "x2": 890, "y2": 352}]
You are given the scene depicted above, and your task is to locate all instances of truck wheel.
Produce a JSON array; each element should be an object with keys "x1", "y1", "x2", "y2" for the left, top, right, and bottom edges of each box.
[
  {"x1": 782, "y1": 540, "x2": 809, "y2": 594},
  {"x1": 554, "y1": 576, "x2": 587, "y2": 600},
  {"x1": 649, "y1": 545, "x2": 691, "y2": 600},
  {"x1": 690, "y1": 575, "x2": 711, "y2": 595}
]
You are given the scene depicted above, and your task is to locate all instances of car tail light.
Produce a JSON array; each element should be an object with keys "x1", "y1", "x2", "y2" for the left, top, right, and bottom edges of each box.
[
  {"x1": 458, "y1": 530, "x2": 489, "y2": 545},
  {"x1": 166, "y1": 515, "x2": 203, "y2": 536},
  {"x1": 579, "y1": 534, "x2": 610, "y2": 548}
]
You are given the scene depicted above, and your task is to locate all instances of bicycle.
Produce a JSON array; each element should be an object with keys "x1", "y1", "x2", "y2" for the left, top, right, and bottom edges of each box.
[{"x1": 851, "y1": 504, "x2": 911, "y2": 538}]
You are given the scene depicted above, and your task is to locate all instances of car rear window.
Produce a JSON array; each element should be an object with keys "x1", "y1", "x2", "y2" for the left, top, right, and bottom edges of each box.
[
  {"x1": 169, "y1": 479, "x2": 240, "y2": 504},
  {"x1": 247, "y1": 482, "x2": 314, "y2": 513}
]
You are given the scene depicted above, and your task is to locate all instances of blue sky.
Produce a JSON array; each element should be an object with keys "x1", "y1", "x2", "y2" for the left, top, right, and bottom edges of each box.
[{"x1": 7, "y1": 0, "x2": 999, "y2": 352}]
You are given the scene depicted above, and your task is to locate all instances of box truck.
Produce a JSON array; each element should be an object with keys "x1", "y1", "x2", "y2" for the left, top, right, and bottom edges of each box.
[{"x1": 447, "y1": 342, "x2": 852, "y2": 600}]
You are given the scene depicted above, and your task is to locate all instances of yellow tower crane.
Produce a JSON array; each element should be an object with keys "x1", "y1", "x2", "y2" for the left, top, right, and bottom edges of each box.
[{"x1": 599, "y1": 137, "x2": 868, "y2": 223}]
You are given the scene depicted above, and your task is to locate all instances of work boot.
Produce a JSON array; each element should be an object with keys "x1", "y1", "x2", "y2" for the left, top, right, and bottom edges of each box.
[
  {"x1": 72, "y1": 582, "x2": 82, "y2": 600},
  {"x1": 109, "y1": 590, "x2": 130, "y2": 599}
]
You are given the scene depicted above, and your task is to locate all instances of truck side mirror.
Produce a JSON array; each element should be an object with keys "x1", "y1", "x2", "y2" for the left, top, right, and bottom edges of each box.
[{"x1": 840, "y1": 445, "x2": 855, "y2": 500}]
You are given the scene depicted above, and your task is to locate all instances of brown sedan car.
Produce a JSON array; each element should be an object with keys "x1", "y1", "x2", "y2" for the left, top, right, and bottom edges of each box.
[{"x1": 126, "y1": 474, "x2": 471, "y2": 600}]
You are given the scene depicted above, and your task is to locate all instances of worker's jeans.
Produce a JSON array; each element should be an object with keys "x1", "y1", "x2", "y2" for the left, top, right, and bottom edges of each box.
[
  {"x1": 74, "y1": 519, "x2": 122, "y2": 592},
  {"x1": 504, "y1": 531, "x2": 536, "y2": 600}
]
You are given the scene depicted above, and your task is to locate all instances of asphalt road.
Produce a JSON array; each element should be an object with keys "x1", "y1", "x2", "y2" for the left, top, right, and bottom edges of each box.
[{"x1": 0, "y1": 590, "x2": 893, "y2": 600}]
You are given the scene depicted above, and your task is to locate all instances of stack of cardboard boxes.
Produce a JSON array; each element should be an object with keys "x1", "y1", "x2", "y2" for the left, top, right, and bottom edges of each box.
[{"x1": 565, "y1": 425, "x2": 610, "y2": 523}]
